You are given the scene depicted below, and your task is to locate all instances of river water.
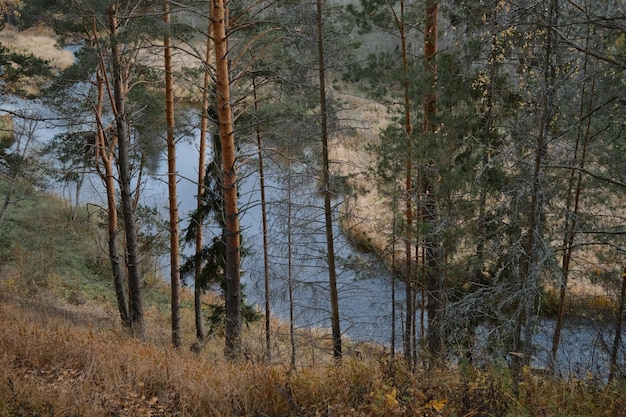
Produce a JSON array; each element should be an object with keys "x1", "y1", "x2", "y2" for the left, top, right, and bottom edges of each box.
[{"x1": 2, "y1": 96, "x2": 623, "y2": 380}]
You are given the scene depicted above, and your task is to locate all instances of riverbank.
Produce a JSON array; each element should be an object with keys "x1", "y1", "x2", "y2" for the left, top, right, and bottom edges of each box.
[
  {"x1": 2, "y1": 265, "x2": 625, "y2": 416},
  {"x1": 327, "y1": 89, "x2": 621, "y2": 319}
]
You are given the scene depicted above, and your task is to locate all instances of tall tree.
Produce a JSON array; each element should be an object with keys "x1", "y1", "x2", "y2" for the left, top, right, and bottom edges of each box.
[
  {"x1": 345, "y1": 0, "x2": 421, "y2": 367},
  {"x1": 549, "y1": 29, "x2": 594, "y2": 372},
  {"x1": 163, "y1": 0, "x2": 181, "y2": 348},
  {"x1": 316, "y1": 0, "x2": 342, "y2": 362},
  {"x1": 194, "y1": 14, "x2": 212, "y2": 344},
  {"x1": 396, "y1": 0, "x2": 416, "y2": 368},
  {"x1": 251, "y1": 75, "x2": 272, "y2": 361},
  {"x1": 421, "y1": 0, "x2": 443, "y2": 366},
  {"x1": 108, "y1": 4, "x2": 144, "y2": 337},
  {"x1": 211, "y1": 0, "x2": 242, "y2": 359},
  {"x1": 515, "y1": 0, "x2": 559, "y2": 369},
  {"x1": 94, "y1": 63, "x2": 131, "y2": 327}
]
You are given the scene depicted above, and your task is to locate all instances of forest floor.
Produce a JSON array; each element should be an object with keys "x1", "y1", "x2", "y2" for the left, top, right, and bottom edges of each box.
[
  {"x1": 2, "y1": 24, "x2": 625, "y2": 416},
  {"x1": 2, "y1": 255, "x2": 626, "y2": 416}
]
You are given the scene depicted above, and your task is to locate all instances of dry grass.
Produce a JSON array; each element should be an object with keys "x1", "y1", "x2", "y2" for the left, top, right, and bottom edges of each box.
[
  {"x1": 1, "y1": 292, "x2": 625, "y2": 416},
  {"x1": 0, "y1": 25, "x2": 74, "y2": 71},
  {"x1": 0, "y1": 24, "x2": 74, "y2": 96},
  {"x1": 0, "y1": 189, "x2": 623, "y2": 417},
  {"x1": 329, "y1": 88, "x2": 623, "y2": 306}
]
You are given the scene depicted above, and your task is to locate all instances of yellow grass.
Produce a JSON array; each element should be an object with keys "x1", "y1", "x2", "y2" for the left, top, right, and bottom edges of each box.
[
  {"x1": 0, "y1": 114, "x2": 14, "y2": 146},
  {"x1": 1, "y1": 290, "x2": 625, "y2": 416},
  {"x1": 0, "y1": 25, "x2": 75, "y2": 71},
  {"x1": 0, "y1": 188, "x2": 623, "y2": 416}
]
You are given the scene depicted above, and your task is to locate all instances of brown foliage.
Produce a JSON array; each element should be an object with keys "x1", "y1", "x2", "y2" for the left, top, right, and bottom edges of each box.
[{"x1": 1, "y1": 293, "x2": 625, "y2": 416}]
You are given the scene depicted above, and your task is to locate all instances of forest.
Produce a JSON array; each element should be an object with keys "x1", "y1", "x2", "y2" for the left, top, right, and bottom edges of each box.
[{"x1": 0, "y1": 0, "x2": 625, "y2": 415}]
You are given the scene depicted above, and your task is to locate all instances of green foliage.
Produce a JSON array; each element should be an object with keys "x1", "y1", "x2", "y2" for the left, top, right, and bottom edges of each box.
[
  {"x1": 127, "y1": 83, "x2": 167, "y2": 175},
  {"x1": 0, "y1": 42, "x2": 51, "y2": 94},
  {"x1": 40, "y1": 130, "x2": 95, "y2": 189},
  {"x1": 0, "y1": 114, "x2": 14, "y2": 149},
  {"x1": 0, "y1": 179, "x2": 109, "y2": 299}
]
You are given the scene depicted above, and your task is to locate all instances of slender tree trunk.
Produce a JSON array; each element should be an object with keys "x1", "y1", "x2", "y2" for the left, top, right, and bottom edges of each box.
[
  {"x1": 252, "y1": 77, "x2": 272, "y2": 362},
  {"x1": 95, "y1": 63, "x2": 130, "y2": 328},
  {"x1": 163, "y1": 1, "x2": 181, "y2": 349},
  {"x1": 517, "y1": 0, "x2": 558, "y2": 369},
  {"x1": 391, "y1": 210, "x2": 397, "y2": 358},
  {"x1": 287, "y1": 166, "x2": 296, "y2": 370},
  {"x1": 108, "y1": 5, "x2": 144, "y2": 338},
  {"x1": 420, "y1": 245, "x2": 426, "y2": 355},
  {"x1": 468, "y1": 2, "x2": 499, "y2": 363},
  {"x1": 211, "y1": 0, "x2": 242, "y2": 359},
  {"x1": 194, "y1": 14, "x2": 212, "y2": 343},
  {"x1": 608, "y1": 265, "x2": 626, "y2": 382},
  {"x1": 423, "y1": 0, "x2": 443, "y2": 366},
  {"x1": 386, "y1": 0, "x2": 415, "y2": 367},
  {"x1": 550, "y1": 53, "x2": 594, "y2": 372},
  {"x1": 393, "y1": 0, "x2": 415, "y2": 368},
  {"x1": 316, "y1": 0, "x2": 342, "y2": 362}
]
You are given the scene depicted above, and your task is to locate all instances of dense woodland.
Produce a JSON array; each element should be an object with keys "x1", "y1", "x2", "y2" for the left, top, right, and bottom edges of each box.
[{"x1": 1, "y1": 0, "x2": 626, "y2": 414}]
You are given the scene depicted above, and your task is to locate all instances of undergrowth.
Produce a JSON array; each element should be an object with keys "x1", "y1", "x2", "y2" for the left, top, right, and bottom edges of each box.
[
  {"x1": 1, "y1": 297, "x2": 625, "y2": 417},
  {"x1": 0, "y1": 184, "x2": 625, "y2": 416}
]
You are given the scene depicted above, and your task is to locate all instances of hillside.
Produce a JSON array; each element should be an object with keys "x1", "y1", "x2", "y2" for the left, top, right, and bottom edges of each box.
[
  {"x1": 0, "y1": 181, "x2": 625, "y2": 417},
  {"x1": 1, "y1": 10, "x2": 626, "y2": 416}
]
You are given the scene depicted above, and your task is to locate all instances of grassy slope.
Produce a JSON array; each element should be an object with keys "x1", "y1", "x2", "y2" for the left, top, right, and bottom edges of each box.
[
  {"x1": 0, "y1": 185, "x2": 625, "y2": 416},
  {"x1": 0, "y1": 26, "x2": 624, "y2": 417}
]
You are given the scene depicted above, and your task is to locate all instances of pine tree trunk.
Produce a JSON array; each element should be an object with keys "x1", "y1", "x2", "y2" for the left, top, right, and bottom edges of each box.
[
  {"x1": 391, "y1": 209, "x2": 397, "y2": 358},
  {"x1": 194, "y1": 15, "x2": 212, "y2": 343},
  {"x1": 396, "y1": 0, "x2": 415, "y2": 368},
  {"x1": 253, "y1": 77, "x2": 272, "y2": 362},
  {"x1": 517, "y1": 0, "x2": 559, "y2": 369},
  {"x1": 287, "y1": 166, "x2": 296, "y2": 370},
  {"x1": 211, "y1": 0, "x2": 242, "y2": 360},
  {"x1": 95, "y1": 64, "x2": 130, "y2": 328},
  {"x1": 423, "y1": 0, "x2": 443, "y2": 366},
  {"x1": 316, "y1": 0, "x2": 342, "y2": 362},
  {"x1": 608, "y1": 266, "x2": 626, "y2": 382},
  {"x1": 550, "y1": 54, "x2": 593, "y2": 372},
  {"x1": 108, "y1": 5, "x2": 144, "y2": 338},
  {"x1": 164, "y1": 1, "x2": 181, "y2": 349},
  {"x1": 468, "y1": 1, "x2": 499, "y2": 363}
]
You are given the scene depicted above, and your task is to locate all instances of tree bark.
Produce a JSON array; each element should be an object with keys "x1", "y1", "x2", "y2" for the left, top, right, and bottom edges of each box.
[
  {"x1": 287, "y1": 165, "x2": 296, "y2": 370},
  {"x1": 163, "y1": 1, "x2": 181, "y2": 349},
  {"x1": 108, "y1": 4, "x2": 144, "y2": 338},
  {"x1": 392, "y1": 0, "x2": 414, "y2": 368},
  {"x1": 516, "y1": 0, "x2": 558, "y2": 370},
  {"x1": 253, "y1": 76, "x2": 272, "y2": 362},
  {"x1": 194, "y1": 13, "x2": 212, "y2": 343},
  {"x1": 608, "y1": 265, "x2": 626, "y2": 382},
  {"x1": 550, "y1": 44, "x2": 594, "y2": 372},
  {"x1": 423, "y1": 0, "x2": 443, "y2": 366},
  {"x1": 316, "y1": 0, "x2": 342, "y2": 362},
  {"x1": 95, "y1": 63, "x2": 130, "y2": 328},
  {"x1": 211, "y1": 0, "x2": 242, "y2": 360}
]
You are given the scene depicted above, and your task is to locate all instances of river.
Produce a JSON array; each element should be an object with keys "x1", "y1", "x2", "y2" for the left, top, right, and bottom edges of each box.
[{"x1": 1, "y1": 96, "x2": 623, "y2": 381}]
